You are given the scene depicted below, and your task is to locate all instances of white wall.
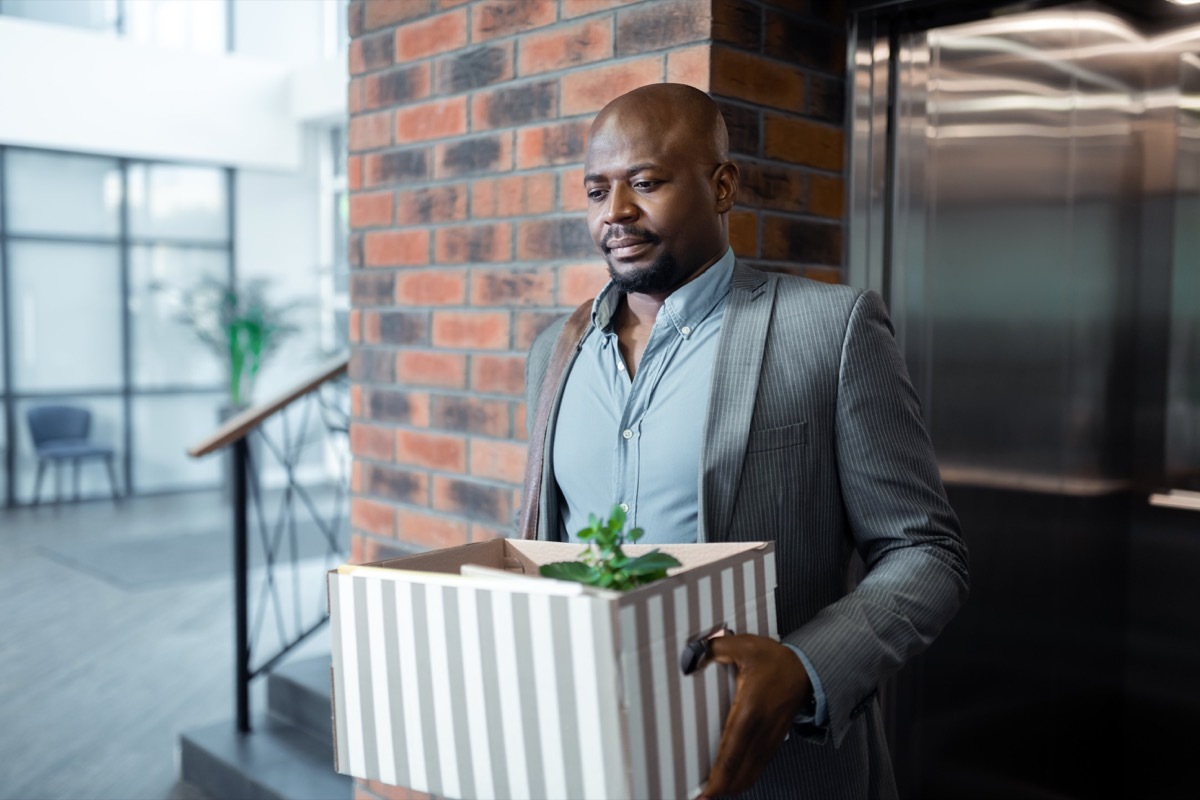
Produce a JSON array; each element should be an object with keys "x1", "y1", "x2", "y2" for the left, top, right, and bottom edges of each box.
[{"x1": 0, "y1": 13, "x2": 346, "y2": 171}]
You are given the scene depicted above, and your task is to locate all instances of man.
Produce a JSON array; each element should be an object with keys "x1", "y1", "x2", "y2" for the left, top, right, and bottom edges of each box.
[{"x1": 519, "y1": 83, "x2": 968, "y2": 799}]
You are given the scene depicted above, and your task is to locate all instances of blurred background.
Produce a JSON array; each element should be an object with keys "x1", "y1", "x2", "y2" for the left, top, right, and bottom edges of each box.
[{"x1": 1, "y1": 1, "x2": 1199, "y2": 800}]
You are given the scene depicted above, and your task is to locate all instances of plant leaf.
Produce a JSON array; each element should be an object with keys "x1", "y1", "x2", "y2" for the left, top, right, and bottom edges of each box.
[
  {"x1": 539, "y1": 561, "x2": 596, "y2": 584},
  {"x1": 623, "y1": 551, "x2": 682, "y2": 577}
]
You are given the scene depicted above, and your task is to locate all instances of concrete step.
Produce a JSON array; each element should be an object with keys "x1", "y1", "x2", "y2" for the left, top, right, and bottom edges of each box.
[
  {"x1": 179, "y1": 714, "x2": 350, "y2": 800},
  {"x1": 268, "y1": 656, "x2": 335, "y2": 747}
]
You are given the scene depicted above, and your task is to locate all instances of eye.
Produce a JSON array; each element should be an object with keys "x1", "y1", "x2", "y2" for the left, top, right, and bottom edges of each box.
[
  {"x1": 633, "y1": 180, "x2": 660, "y2": 191},
  {"x1": 587, "y1": 188, "x2": 607, "y2": 201}
]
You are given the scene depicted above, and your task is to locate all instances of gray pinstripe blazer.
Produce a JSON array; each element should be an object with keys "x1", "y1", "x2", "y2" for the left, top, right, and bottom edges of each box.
[{"x1": 524, "y1": 262, "x2": 969, "y2": 800}]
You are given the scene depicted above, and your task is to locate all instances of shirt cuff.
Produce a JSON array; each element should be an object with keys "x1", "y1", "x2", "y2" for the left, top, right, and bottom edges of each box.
[{"x1": 782, "y1": 643, "x2": 828, "y2": 726}]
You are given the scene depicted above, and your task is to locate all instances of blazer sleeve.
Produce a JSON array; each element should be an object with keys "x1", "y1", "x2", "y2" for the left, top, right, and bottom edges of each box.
[{"x1": 783, "y1": 289, "x2": 969, "y2": 746}]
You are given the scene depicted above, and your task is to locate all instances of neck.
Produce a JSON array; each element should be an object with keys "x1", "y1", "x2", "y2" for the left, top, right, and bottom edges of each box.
[{"x1": 619, "y1": 246, "x2": 728, "y2": 325}]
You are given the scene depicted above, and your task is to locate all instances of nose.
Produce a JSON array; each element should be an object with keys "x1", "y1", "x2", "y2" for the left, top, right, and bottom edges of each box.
[{"x1": 602, "y1": 183, "x2": 638, "y2": 225}]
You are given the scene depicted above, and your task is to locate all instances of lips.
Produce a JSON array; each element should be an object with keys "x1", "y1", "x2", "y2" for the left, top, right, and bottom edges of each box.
[{"x1": 603, "y1": 233, "x2": 656, "y2": 260}]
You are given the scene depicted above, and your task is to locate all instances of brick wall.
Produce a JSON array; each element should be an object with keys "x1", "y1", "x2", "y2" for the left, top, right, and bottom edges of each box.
[{"x1": 347, "y1": 1, "x2": 846, "y2": 797}]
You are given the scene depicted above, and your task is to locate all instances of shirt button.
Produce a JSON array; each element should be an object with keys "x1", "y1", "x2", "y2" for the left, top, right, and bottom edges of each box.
[
  {"x1": 619, "y1": 502, "x2": 630, "y2": 513},
  {"x1": 617, "y1": 362, "x2": 626, "y2": 372},
  {"x1": 681, "y1": 326, "x2": 692, "y2": 336},
  {"x1": 622, "y1": 429, "x2": 633, "y2": 440}
]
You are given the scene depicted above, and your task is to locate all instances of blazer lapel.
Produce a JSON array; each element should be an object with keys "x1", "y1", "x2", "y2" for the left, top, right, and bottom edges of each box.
[{"x1": 698, "y1": 262, "x2": 776, "y2": 542}]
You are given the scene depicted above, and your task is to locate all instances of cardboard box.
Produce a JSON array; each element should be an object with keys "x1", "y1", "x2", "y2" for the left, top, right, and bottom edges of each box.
[{"x1": 328, "y1": 538, "x2": 777, "y2": 800}]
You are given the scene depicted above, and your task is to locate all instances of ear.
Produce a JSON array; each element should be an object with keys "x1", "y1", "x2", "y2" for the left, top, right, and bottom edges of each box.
[{"x1": 713, "y1": 161, "x2": 739, "y2": 214}]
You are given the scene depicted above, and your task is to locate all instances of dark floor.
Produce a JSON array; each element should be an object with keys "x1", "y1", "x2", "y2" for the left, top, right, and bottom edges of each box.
[{"x1": 0, "y1": 491, "x2": 333, "y2": 800}]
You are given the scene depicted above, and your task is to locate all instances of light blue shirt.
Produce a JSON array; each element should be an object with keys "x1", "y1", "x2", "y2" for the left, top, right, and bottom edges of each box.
[{"x1": 551, "y1": 246, "x2": 828, "y2": 726}]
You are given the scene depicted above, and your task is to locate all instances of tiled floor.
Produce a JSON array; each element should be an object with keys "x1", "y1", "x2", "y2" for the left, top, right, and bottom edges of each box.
[{"x1": 0, "y1": 491, "x2": 337, "y2": 800}]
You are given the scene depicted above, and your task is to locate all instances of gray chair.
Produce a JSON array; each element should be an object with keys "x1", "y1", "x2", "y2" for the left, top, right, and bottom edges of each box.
[{"x1": 26, "y1": 405, "x2": 120, "y2": 504}]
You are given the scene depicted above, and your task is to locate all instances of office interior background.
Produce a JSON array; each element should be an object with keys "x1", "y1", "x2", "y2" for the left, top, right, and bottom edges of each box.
[{"x1": 1, "y1": 1, "x2": 1199, "y2": 799}]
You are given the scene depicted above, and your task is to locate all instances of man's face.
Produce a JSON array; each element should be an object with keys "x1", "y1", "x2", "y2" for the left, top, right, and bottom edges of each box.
[{"x1": 583, "y1": 115, "x2": 726, "y2": 296}]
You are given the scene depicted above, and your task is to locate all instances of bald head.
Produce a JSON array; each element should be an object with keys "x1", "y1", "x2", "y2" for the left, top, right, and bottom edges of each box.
[{"x1": 589, "y1": 83, "x2": 729, "y2": 165}]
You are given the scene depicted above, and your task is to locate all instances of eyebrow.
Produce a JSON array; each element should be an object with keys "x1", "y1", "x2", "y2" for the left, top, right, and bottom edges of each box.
[{"x1": 583, "y1": 162, "x2": 660, "y2": 183}]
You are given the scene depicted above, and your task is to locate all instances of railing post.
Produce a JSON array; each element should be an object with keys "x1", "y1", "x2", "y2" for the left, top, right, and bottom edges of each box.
[{"x1": 232, "y1": 436, "x2": 251, "y2": 734}]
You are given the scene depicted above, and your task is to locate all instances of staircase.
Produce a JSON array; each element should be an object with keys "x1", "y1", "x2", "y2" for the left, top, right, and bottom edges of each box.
[{"x1": 179, "y1": 656, "x2": 351, "y2": 800}]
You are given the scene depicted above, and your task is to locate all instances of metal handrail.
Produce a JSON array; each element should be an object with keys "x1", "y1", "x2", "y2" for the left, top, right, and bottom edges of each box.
[{"x1": 188, "y1": 354, "x2": 350, "y2": 733}]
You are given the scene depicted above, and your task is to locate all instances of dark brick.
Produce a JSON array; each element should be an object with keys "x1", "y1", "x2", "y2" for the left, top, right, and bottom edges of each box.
[
  {"x1": 737, "y1": 160, "x2": 806, "y2": 213},
  {"x1": 718, "y1": 101, "x2": 760, "y2": 157},
  {"x1": 518, "y1": 218, "x2": 594, "y2": 260},
  {"x1": 616, "y1": 0, "x2": 709, "y2": 56},
  {"x1": 807, "y1": 74, "x2": 846, "y2": 125},
  {"x1": 348, "y1": 232, "x2": 363, "y2": 267},
  {"x1": 370, "y1": 149, "x2": 429, "y2": 185},
  {"x1": 437, "y1": 45, "x2": 512, "y2": 93},
  {"x1": 351, "y1": 272, "x2": 394, "y2": 306},
  {"x1": 431, "y1": 395, "x2": 509, "y2": 437},
  {"x1": 762, "y1": 215, "x2": 843, "y2": 266},
  {"x1": 478, "y1": 81, "x2": 557, "y2": 128},
  {"x1": 440, "y1": 135, "x2": 506, "y2": 177},
  {"x1": 713, "y1": 0, "x2": 761, "y2": 50},
  {"x1": 515, "y1": 310, "x2": 565, "y2": 349},
  {"x1": 765, "y1": 11, "x2": 845, "y2": 74},
  {"x1": 350, "y1": 349, "x2": 396, "y2": 382},
  {"x1": 437, "y1": 477, "x2": 511, "y2": 524},
  {"x1": 376, "y1": 65, "x2": 427, "y2": 105},
  {"x1": 368, "y1": 389, "x2": 422, "y2": 424},
  {"x1": 348, "y1": 0, "x2": 364, "y2": 38},
  {"x1": 361, "y1": 31, "x2": 394, "y2": 72},
  {"x1": 365, "y1": 464, "x2": 428, "y2": 505},
  {"x1": 378, "y1": 311, "x2": 428, "y2": 345}
]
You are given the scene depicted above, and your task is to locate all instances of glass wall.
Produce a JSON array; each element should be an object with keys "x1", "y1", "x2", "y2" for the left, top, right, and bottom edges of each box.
[
  {"x1": 0, "y1": 146, "x2": 233, "y2": 506},
  {"x1": 0, "y1": 0, "x2": 228, "y2": 54}
]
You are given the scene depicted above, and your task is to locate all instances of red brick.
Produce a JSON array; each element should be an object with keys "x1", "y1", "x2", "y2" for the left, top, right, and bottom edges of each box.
[
  {"x1": 514, "y1": 310, "x2": 565, "y2": 349},
  {"x1": 516, "y1": 121, "x2": 588, "y2": 170},
  {"x1": 738, "y1": 160, "x2": 807, "y2": 213},
  {"x1": 471, "y1": 81, "x2": 558, "y2": 130},
  {"x1": 562, "y1": 0, "x2": 640, "y2": 18},
  {"x1": 435, "y1": 223, "x2": 512, "y2": 264},
  {"x1": 729, "y1": 209, "x2": 759, "y2": 257},
  {"x1": 396, "y1": 430, "x2": 467, "y2": 471},
  {"x1": 559, "y1": 166, "x2": 586, "y2": 212},
  {"x1": 355, "y1": 30, "x2": 395, "y2": 72},
  {"x1": 517, "y1": 218, "x2": 594, "y2": 261},
  {"x1": 761, "y1": 215, "x2": 842, "y2": 266},
  {"x1": 351, "y1": 422, "x2": 395, "y2": 460},
  {"x1": 804, "y1": 266, "x2": 843, "y2": 284},
  {"x1": 712, "y1": 48, "x2": 805, "y2": 113},
  {"x1": 395, "y1": 97, "x2": 468, "y2": 144},
  {"x1": 364, "y1": 229, "x2": 430, "y2": 267},
  {"x1": 559, "y1": 262, "x2": 608, "y2": 305},
  {"x1": 560, "y1": 57, "x2": 663, "y2": 116},
  {"x1": 512, "y1": 402, "x2": 528, "y2": 440},
  {"x1": 348, "y1": 112, "x2": 393, "y2": 152},
  {"x1": 348, "y1": 309, "x2": 362, "y2": 344},
  {"x1": 349, "y1": 191, "x2": 394, "y2": 229},
  {"x1": 395, "y1": 184, "x2": 467, "y2": 225},
  {"x1": 348, "y1": 155, "x2": 363, "y2": 192},
  {"x1": 351, "y1": 461, "x2": 364, "y2": 494},
  {"x1": 434, "y1": 134, "x2": 513, "y2": 179},
  {"x1": 365, "y1": 63, "x2": 431, "y2": 110},
  {"x1": 349, "y1": 1, "x2": 365, "y2": 37},
  {"x1": 714, "y1": 0, "x2": 763, "y2": 50},
  {"x1": 431, "y1": 395, "x2": 509, "y2": 436},
  {"x1": 432, "y1": 311, "x2": 510, "y2": 349},
  {"x1": 667, "y1": 44, "x2": 710, "y2": 89},
  {"x1": 433, "y1": 476, "x2": 512, "y2": 524},
  {"x1": 396, "y1": 350, "x2": 468, "y2": 388},
  {"x1": 363, "y1": 0, "x2": 429, "y2": 31},
  {"x1": 395, "y1": 8, "x2": 467, "y2": 60},
  {"x1": 471, "y1": 523, "x2": 510, "y2": 542},
  {"x1": 351, "y1": 384, "x2": 364, "y2": 417},
  {"x1": 349, "y1": 77, "x2": 364, "y2": 114},
  {"x1": 350, "y1": 536, "x2": 408, "y2": 566},
  {"x1": 471, "y1": 267, "x2": 555, "y2": 306},
  {"x1": 396, "y1": 508, "x2": 470, "y2": 550},
  {"x1": 473, "y1": 174, "x2": 555, "y2": 218},
  {"x1": 518, "y1": 17, "x2": 613, "y2": 76},
  {"x1": 437, "y1": 0, "x2": 470, "y2": 7},
  {"x1": 470, "y1": 439, "x2": 528, "y2": 484},
  {"x1": 349, "y1": 40, "x2": 365, "y2": 75},
  {"x1": 471, "y1": 0, "x2": 556, "y2": 43},
  {"x1": 763, "y1": 115, "x2": 844, "y2": 171},
  {"x1": 395, "y1": 269, "x2": 467, "y2": 305},
  {"x1": 471, "y1": 354, "x2": 526, "y2": 395},
  {"x1": 351, "y1": 497, "x2": 395, "y2": 537},
  {"x1": 808, "y1": 174, "x2": 844, "y2": 219}
]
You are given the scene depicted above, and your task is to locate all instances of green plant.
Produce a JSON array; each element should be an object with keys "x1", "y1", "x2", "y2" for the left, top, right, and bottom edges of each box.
[
  {"x1": 539, "y1": 505, "x2": 683, "y2": 591},
  {"x1": 154, "y1": 277, "x2": 302, "y2": 407}
]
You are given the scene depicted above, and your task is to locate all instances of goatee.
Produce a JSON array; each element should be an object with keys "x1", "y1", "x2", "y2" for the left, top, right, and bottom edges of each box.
[{"x1": 605, "y1": 251, "x2": 680, "y2": 295}]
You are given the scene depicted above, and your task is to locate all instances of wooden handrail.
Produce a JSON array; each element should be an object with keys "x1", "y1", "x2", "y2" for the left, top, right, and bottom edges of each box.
[{"x1": 188, "y1": 355, "x2": 349, "y2": 458}]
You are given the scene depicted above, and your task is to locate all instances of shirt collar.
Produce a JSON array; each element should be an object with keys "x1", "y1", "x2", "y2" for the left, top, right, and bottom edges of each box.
[{"x1": 590, "y1": 246, "x2": 736, "y2": 336}]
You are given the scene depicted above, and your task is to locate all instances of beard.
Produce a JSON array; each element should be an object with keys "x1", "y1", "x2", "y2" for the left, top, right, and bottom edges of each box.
[{"x1": 601, "y1": 227, "x2": 679, "y2": 295}]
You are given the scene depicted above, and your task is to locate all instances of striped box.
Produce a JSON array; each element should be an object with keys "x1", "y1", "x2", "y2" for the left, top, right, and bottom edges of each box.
[{"x1": 328, "y1": 539, "x2": 777, "y2": 800}]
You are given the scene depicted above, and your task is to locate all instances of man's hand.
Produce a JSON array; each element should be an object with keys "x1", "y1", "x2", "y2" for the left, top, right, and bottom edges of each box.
[{"x1": 699, "y1": 634, "x2": 811, "y2": 798}]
